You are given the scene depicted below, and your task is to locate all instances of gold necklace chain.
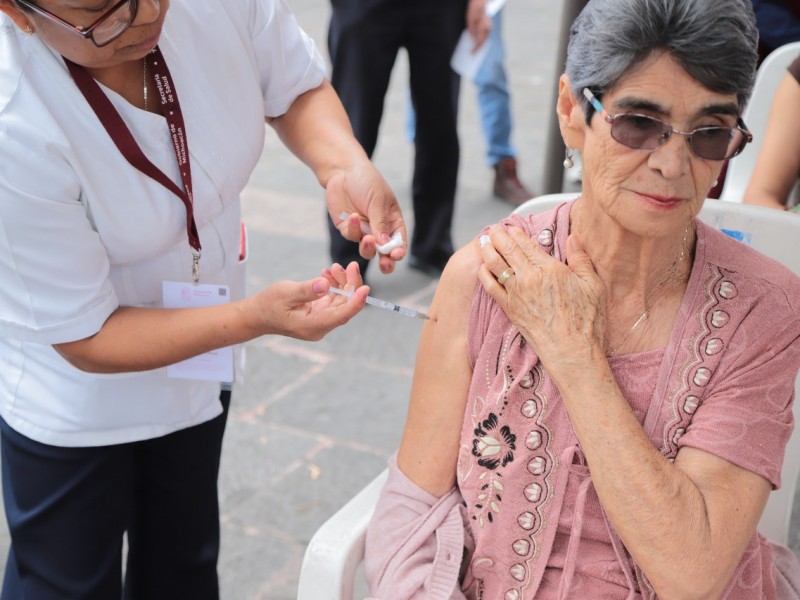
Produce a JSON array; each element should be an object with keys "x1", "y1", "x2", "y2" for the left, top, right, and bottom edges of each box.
[
  {"x1": 607, "y1": 226, "x2": 691, "y2": 357},
  {"x1": 143, "y1": 58, "x2": 148, "y2": 112},
  {"x1": 608, "y1": 308, "x2": 649, "y2": 357}
]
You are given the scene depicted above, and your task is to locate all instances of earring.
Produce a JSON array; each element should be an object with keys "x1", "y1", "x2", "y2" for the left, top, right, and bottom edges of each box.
[
  {"x1": 563, "y1": 148, "x2": 575, "y2": 169},
  {"x1": 24, "y1": 25, "x2": 33, "y2": 35},
  {"x1": 713, "y1": 179, "x2": 719, "y2": 188}
]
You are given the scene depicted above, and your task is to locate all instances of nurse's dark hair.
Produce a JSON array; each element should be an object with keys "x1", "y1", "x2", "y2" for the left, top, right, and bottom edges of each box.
[{"x1": 566, "y1": 0, "x2": 759, "y2": 124}]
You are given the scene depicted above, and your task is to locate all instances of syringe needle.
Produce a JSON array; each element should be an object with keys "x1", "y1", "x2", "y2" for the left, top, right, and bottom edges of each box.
[{"x1": 328, "y1": 287, "x2": 430, "y2": 320}]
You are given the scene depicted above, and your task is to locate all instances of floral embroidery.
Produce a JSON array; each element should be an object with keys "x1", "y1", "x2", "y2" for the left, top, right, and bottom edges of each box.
[
  {"x1": 463, "y1": 217, "x2": 561, "y2": 594},
  {"x1": 473, "y1": 471, "x2": 505, "y2": 526},
  {"x1": 472, "y1": 413, "x2": 517, "y2": 470}
]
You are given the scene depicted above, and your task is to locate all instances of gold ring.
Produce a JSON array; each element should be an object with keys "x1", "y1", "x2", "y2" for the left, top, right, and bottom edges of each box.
[{"x1": 497, "y1": 267, "x2": 514, "y2": 286}]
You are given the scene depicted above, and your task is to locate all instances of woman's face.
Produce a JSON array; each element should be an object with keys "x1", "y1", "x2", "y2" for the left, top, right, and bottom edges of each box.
[
  {"x1": 573, "y1": 52, "x2": 741, "y2": 239},
  {"x1": 4, "y1": 0, "x2": 169, "y2": 68}
]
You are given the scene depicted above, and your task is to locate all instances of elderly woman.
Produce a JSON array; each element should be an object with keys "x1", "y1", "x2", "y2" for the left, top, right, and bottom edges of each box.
[{"x1": 365, "y1": 0, "x2": 800, "y2": 598}]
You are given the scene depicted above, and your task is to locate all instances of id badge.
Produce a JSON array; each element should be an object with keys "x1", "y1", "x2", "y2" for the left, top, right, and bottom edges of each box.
[{"x1": 162, "y1": 281, "x2": 234, "y2": 383}]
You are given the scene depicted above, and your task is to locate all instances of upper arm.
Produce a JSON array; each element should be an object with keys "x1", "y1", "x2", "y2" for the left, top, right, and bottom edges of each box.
[
  {"x1": 397, "y1": 242, "x2": 483, "y2": 497},
  {"x1": 674, "y1": 446, "x2": 771, "y2": 575},
  {"x1": 745, "y1": 72, "x2": 800, "y2": 208}
]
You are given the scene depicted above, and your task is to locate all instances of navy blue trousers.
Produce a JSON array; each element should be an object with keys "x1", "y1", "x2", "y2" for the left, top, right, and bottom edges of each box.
[{"x1": 0, "y1": 392, "x2": 230, "y2": 600}]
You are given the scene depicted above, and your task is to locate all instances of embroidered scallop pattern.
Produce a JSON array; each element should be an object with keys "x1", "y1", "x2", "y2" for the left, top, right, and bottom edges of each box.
[
  {"x1": 518, "y1": 512, "x2": 536, "y2": 530},
  {"x1": 718, "y1": 280, "x2": 737, "y2": 299},
  {"x1": 510, "y1": 564, "x2": 527, "y2": 582},
  {"x1": 521, "y1": 399, "x2": 539, "y2": 418},
  {"x1": 524, "y1": 482, "x2": 542, "y2": 502},
  {"x1": 693, "y1": 367, "x2": 711, "y2": 386},
  {"x1": 527, "y1": 457, "x2": 546, "y2": 476},
  {"x1": 711, "y1": 310, "x2": 729, "y2": 328},
  {"x1": 537, "y1": 228, "x2": 554, "y2": 247},
  {"x1": 672, "y1": 427, "x2": 686, "y2": 445},
  {"x1": 505, "y1": 590, "x2": 520, "y2": 600},
  {"x1": 513, "y1": 539, "x2": 531, "y2": 556},
  {"x1": 705, "y1": 338, "x2": 723, "y2": 355},
  {"x1": 518, "y1": 372, "x2": 533, "y2": 389},
  {"x1": 664, "y1": 266, "x2": 739, "y2": 455},
  {"x1": 526, "y1": 430, "x2": 542, "y2": 450}
]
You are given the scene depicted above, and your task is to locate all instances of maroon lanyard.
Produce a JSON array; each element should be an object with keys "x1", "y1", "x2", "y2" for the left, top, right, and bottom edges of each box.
[{"x1": 64, "y1": 47, "x2": 202, "y2": 283}]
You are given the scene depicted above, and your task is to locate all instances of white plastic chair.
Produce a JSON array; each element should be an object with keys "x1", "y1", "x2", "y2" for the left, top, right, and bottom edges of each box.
[
  {"x1": 298, "y1": 195, "x2": 800, "y2": 599},
  {"x1": 718, "y1": 41, "x2": 800, "y2": 203}
]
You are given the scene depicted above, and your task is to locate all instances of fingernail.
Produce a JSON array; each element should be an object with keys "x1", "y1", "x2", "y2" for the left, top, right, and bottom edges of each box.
[
  {"x1": 312, "y1": 280, "x2": 325, "y2": 294},
  {"x1": 378, "y1": 232, "x2": 390, "y2": 244}
]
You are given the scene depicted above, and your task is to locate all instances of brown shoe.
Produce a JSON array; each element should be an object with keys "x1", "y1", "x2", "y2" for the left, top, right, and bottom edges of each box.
[{"x1": 493, "y1": 157, "x2": 534, "y2": 206}]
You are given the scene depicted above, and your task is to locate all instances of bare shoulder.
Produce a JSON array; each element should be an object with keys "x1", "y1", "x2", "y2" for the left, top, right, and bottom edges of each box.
[
  {"x1": 396, "y1": 240, "x2": 484, "y2": 496},
  {"x1": 428, "y1": 239, "x2": 483, "y2": 320}
]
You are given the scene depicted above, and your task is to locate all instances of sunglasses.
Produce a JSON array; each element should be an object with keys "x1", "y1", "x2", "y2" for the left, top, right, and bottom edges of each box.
[
  {"x1": 582, "y1": 88, "x2": 752, "y2": 161},
  {"x1": 15, "y1": 0, "x2": 138, "y2": 47}
]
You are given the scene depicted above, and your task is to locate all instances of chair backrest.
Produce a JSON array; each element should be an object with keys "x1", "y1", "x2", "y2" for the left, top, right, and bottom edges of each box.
[
  {"x1": 298, "y1": 195, "x2": 800, "y2": 599},
  {"x1": 719, "y1": 41, "x2": 800, "y2": 203},
  {"x1": 297, "y1": 470, "x2": 387, "y2": 600}
]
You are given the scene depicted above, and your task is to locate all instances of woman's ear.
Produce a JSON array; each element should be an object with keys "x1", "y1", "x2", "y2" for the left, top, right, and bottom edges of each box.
[
  {"x1": 0, "y1": 1, "x2": 34, "y2": 33},
  {"x1": 556, "y1": 74, "x2": 585, "y2": 150}
]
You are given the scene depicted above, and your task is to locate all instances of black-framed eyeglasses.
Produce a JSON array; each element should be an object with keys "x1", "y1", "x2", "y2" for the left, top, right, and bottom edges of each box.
[
  {"x1": 16, "y1": 0, "x2": 138, "y2": 47},
  {"x1": 583, "y1": 88, "x2": 753, "y2": 161}
]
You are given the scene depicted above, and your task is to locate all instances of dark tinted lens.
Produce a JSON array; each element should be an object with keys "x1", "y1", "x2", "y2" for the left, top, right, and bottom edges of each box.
[
  {"x1": 690, "y1": 127, "x2": 736, "y2": 160},
  {"x1": 611, "y1": 114, "x2": 669, "y2": 150}
]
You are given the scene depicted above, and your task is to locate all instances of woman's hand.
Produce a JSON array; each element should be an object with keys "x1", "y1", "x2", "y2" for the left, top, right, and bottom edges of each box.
[
  {"x1": 477, "y1": 225, "x2": 607, "y2": 367},
  {"x1": 246, "y1": 261, "x2": 368, "y2": 341},
  {"x1": 327, "y1": 163, "x2": 407, "y2": 275}
]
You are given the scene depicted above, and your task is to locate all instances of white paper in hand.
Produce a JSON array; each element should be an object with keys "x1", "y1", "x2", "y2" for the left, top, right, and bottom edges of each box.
[{"x1": 450, "y1": 31, "x2": 490, "y2": 79}]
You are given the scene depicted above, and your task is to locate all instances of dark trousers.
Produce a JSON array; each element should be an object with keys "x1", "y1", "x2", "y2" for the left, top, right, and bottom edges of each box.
[
  {"x1": 0, "y1": 392, "x2": 230, "y2": 600},
  {"x1": 327, "y1": 0, "x2": 466, "y2": 272}
]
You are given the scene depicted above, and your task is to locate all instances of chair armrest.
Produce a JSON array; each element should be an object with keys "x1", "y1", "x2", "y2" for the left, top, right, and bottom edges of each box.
[{"x1": 297, "y1": 469, "x2": 389, "y2": 600}]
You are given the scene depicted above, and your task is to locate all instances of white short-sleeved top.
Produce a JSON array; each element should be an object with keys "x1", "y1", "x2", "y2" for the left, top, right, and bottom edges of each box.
[{"x1": 0, "y1": 0, "x2": 326, "y2": 446}]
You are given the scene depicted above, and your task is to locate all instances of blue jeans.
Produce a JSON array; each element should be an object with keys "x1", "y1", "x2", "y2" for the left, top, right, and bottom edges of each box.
[{"x1": 406, "y1": 8, "x2": 514, "y2": 166}]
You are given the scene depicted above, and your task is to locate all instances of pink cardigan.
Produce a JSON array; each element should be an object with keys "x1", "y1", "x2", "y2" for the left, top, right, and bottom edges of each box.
[{"x1": 365, "y1": 202, "x2": 800, "y2": 599}]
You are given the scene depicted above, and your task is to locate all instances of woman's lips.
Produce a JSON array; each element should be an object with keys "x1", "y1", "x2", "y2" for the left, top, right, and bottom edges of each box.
[
  {"x1": 636, "y1": 192, "x2": 685, "y2": 207},
  {"x1": 126, "y1": 32, "x2": 160, "y2": 52}
]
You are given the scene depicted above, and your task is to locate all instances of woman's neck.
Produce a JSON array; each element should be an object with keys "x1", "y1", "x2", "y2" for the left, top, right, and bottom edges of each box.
[
  {"x1": 85, "y1": 59, "x2": 152, "y2": 112},
  {"x1": 569, "y1": 197, "x2": 695, "y2": 356},
  {"x1": 570, "y1": 198, "x2": 694, "y2": 305}
]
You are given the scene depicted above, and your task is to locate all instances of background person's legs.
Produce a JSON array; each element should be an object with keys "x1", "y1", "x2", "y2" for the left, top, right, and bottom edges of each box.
[
  {"x1": 474, "y1": 9, "x2": 533, "y2": 205},
  {"x1": 405, "y1": 0, "x2": 465, "y2": 274}
]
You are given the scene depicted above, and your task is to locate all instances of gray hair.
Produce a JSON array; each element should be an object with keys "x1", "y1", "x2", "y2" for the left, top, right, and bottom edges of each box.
[{"x1": 566, "y1": 0, "x2": 759, "y2": 123}]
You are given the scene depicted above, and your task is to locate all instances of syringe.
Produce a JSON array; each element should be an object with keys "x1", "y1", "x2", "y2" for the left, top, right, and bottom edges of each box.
[{"x1": 329, "y1": 287, "x2": 430, "y2": 320}]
